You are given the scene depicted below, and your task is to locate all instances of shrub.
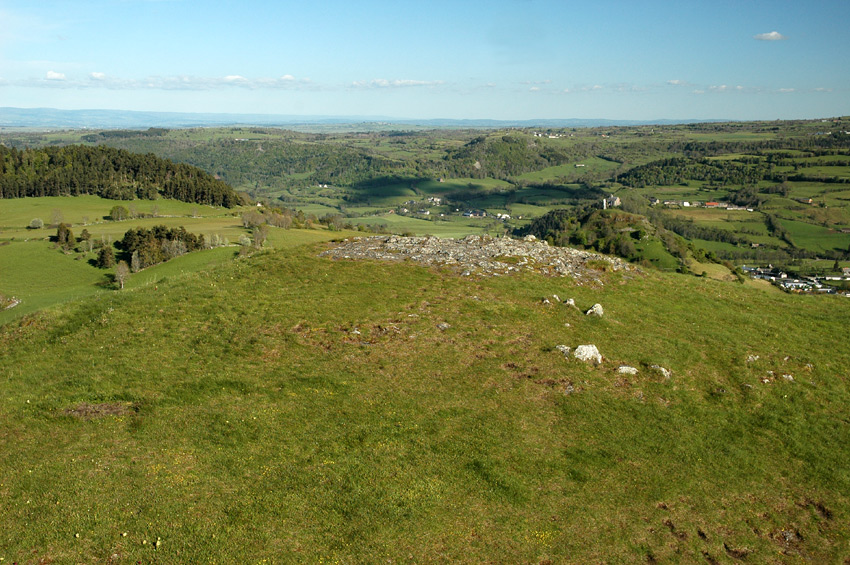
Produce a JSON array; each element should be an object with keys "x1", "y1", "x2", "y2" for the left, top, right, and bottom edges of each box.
[{"x1": 109, "y1": 205, "x2": 129, "y2": 221}]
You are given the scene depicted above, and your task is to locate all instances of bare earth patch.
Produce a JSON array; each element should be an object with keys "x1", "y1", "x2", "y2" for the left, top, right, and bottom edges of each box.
[{"x1": 64, "y1": 402, "x2": 138, "y2": 420}]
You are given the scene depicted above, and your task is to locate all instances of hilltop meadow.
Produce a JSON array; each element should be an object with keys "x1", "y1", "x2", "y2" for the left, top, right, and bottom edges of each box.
[
  {"x1": 2, "y1": 240, "x2": 849, "y2": 562},
  {"x1": 1, "y1": 118, "x2": 850, "y2": 562}
]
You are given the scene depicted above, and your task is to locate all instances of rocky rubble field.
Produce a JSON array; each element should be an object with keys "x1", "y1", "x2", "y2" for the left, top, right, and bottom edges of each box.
[{"x1": 321, "y1": 234, "x2": 638, "y2": 283}]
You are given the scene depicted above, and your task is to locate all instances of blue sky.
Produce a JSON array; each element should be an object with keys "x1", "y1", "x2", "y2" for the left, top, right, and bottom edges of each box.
[{"x1": 1, "y1": 0, "x2": 848, "y2": 120}]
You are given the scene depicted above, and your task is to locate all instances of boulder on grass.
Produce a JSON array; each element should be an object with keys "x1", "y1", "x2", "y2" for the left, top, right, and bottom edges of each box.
[{"x1": 574, "y1": 344, "x2": 602, "y2": 364}]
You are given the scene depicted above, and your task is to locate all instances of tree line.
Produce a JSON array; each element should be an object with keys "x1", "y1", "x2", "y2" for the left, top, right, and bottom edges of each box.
[{"x1": 0, "y1": 144, "x2": 240, "y2": 206}]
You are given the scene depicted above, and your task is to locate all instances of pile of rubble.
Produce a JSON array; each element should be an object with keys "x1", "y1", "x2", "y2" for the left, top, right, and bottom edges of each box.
[{"x1": 321, "y1": 234, "x2": 637, "y2": 282}]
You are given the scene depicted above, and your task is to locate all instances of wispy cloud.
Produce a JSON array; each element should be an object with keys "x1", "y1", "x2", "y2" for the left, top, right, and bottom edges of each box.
[
  {"x1": 351, "y1": 78, "x2": 444, "y2": 89},
  {"x1": 754, "y1": 31, "x2": 787, "y2": 41},
  {"x1": 667, "y1": 79, "x2": 691, "y2": 86},
  {"x1": 778, "y1": 88, "x2": 795, "y2": 93},
  {"x1": 7, "y1": 73, "x2": 316, "y2": 91}
]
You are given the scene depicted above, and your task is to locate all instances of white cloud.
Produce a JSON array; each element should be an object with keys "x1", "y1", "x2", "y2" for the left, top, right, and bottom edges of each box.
[
  {"x1": 529, "y1": 86, "x2": 540, "y2": 92},
  {"x1": 89, "y1": 72, "x2": 106, "y2": 80},
  {"x1": 754, "y1": 31, "x2": 787, "y2": 41},
  {"x1": 224, "y1": 75, "x2": 247, "y2": 82},
  {"x1": 667, "y1": 79, "x2": 687, "y2": 86},
  {"x1": 351, "y1": 78, "x2": 444, "y2": 89},
  {"x1": 280, "y1": 74, "x2": 296, "y2": 81},
  {"x1": 814, "y1": 87, "x2": 832, "y2": 92},
  {"x1": 778, "y1": 88, "x2": 795, "y2": 93},
  {"x1": 709, "y1": 84, "x2": 728, "y2": 92},
  {"x1": 45, "y1": 70, "x2": 65, "y2": 80}
]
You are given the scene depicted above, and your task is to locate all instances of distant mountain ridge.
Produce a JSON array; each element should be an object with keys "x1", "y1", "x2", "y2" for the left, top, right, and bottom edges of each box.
[{"x1": 0, "y1": 107, "x2": 721, "y2": 130}]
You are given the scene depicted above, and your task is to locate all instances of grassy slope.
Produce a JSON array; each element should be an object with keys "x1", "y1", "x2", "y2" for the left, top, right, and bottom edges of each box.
[{"x1": 1, "y1": 243, "x2": 848, "y2": 562}]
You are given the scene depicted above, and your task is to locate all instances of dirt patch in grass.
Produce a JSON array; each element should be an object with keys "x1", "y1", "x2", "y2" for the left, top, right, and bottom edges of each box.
[{"x1": 64, "y1": 401, "x2": 138, "y2": 420}]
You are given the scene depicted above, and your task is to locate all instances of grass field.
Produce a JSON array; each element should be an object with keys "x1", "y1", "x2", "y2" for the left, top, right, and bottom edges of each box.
[
  {"x1": 0, "y1": 195, "x2": 237, "y2": 232},
  {"x1": 0, "y1": 222, "x2": 363, "y2": 325},
  {"x1": 779, "y1": 218, "x2": 850, "y2": 253},
  {"x1": 1, "y1": 243, "x2": 848, "y2": 562}
]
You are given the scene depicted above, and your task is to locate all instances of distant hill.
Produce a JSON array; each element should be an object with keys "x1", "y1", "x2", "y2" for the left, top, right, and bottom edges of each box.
[{"x1": 0, "y1": 107, "x2": 721, "y2": 131}]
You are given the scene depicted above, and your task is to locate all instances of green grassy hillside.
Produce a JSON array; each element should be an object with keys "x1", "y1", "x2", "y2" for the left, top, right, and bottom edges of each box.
[{"x1": 1, "y1": 242, "x2": 848, "y2": 562}]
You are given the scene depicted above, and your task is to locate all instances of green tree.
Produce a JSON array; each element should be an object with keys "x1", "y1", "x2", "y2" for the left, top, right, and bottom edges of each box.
[
  {"x1": 96, "y1": 246, "x2": 115, "y2": 269},
  {"x1": 56, "y1": 223, "x2": 74, "y2": 250},
  {"x1": 28, "y1": 218, "x2": 44, "y2": 230}
]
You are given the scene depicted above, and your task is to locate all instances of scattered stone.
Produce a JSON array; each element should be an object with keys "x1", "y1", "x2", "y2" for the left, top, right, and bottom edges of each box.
[
  {"x1": 746, "y1": 354, "x2": 759, "y2": 363},
  {"x1": 436, "y1": 322, "x2": 451, "y2": 331},
  {"x1": 565, "y1": 298, "x2": 576, "y2": 307},
  {"x1": 585, "y1": 303, "x2": 604, "y2": 317},
  {"x1": 350, "y1": 328, "x2": 361, "y2": 335},
  {"x1": 618, "y1": 366, "x2": 639, "y2": 375},
  {"x1": 573, "y1": 344, "x2": 602, "y2": 364},
  {"x1": 650, "y1": 365, "x2": 671, "y2": 379},
  {"x1": 552, "y1": 294, "x2": 560, "y2": 302},
  {"x1": 321, "y1": 235, "x2": 636, "y2": 281},
  {"x1": 805, "y1": 363, "x2": 814, "y2": 371},
  {"x1": 782, "y1": 374, "x2": 794, "y2": 382},
  {"x1": 742, "y1": 384, "x2": 753, "y2": 389},
  {"x1": 555, "y1": 344, "x2": 571, "y2": 356},
  {"x1": 564, "y1": 383, "x2": 575, "y2": 395},
  {"x1": 523, "y1": 235, "x2": 537, "y2": 242},
  {"x1": 542, "y1": 298, "x2": 551, "y2": 305}
]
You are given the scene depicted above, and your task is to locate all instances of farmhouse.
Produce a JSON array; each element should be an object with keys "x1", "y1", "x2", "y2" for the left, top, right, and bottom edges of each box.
[{"x1": 602, "y1": 195, "x2": 621, "y2": 210}]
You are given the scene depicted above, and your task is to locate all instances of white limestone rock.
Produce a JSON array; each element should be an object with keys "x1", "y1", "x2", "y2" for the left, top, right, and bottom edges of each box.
[
  {"x1": 573, "y1": 344, "x2": 602, "y2": 364},
  {"x1": 585, "y1": 303, "x2": 604, "y2": 317}
]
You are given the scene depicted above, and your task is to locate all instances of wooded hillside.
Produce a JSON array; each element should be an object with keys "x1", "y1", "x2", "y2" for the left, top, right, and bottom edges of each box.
[{"x1": 0, "y1": 145, "x2": 240, "y2": 207}]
